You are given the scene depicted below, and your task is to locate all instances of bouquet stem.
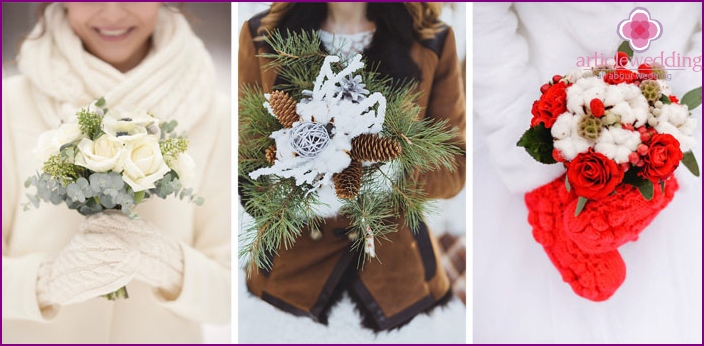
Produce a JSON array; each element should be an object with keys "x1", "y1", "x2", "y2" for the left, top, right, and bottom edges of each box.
[{"x1": 102, "y1": 286, "x2": 129, "y2": 300}]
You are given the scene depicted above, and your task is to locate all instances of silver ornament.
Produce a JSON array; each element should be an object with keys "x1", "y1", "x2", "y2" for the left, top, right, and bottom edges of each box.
[{"x1": 290, "y1": 122, "x2": 331, "y2": 158}]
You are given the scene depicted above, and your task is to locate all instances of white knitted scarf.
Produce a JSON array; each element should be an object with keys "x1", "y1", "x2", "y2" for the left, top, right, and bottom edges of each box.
[{"x1": 17, "y1": 3, "x2": 215, "y2": 131}]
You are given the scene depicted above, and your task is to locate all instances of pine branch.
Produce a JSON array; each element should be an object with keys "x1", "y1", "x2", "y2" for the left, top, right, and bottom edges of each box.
[{"x1": 240, "y1": 178, "x2": 324, "y2": 276}]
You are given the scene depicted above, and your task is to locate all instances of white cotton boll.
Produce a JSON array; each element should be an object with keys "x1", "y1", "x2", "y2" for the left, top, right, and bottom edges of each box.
[
  {"x1": 551, "y1": 112, "x2": 574, "y2": 139},
  {"x1": 620, "y1": 84, "x2": 641, "y2": 100},
  {"x1": 595, "y1": 127, "x2": 640, "y2": 163},
  {"x1": 603, "y1": 86, "x2": 627, "y2": 106},
  {"x1": 554, "y1": 136, "x2": 592, "y2": 161},
  {"x1": 565, "y1": 69, "x2": 588, "y2": 84},
  {"x1": 628, "y1": 97, "x2": 650, "y2": 127},
  {"x1": 582, "y1": 85, "x2": 606, "y2": 104},
  {"x1": 680, "y1": 118, "x2": 696, "y2": 136},
  {"x1": 657, "y1": 80, "x2": 672, "y2": 96},
  {"x1": 612, "y1": 101, "x2": 636, "y2": 124},
  {"x1": 660, "y1": 104, "x2": 690, "y2": 127}
]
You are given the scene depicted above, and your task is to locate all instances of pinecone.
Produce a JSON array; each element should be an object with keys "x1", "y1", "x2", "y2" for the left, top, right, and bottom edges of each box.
[
  {"x1": 269, "y1": 90, "x2": 299, "y2": 128},
  {"x1": 333, "y1": 160, "x2": 363, "y2": 199},
  {"x1": 350, "y1": 134, "x2": 402, "y2": 162},
  {"x1": 265, "y1": 144, "x2": 277, "y2": 165}
]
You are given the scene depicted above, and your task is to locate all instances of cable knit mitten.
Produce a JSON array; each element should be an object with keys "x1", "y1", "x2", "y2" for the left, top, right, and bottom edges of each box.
[
  {"x1": 525, "y1": 176, "x2": 626, "y2": 301},
  {"x1": 563, "y1": 178, "x2": 678, "y2": 254},
  {"x1": 36, "y1": 233, "x2": 140, "y2": 307},
  {"x1": 80, "y1": 211, "x2": 184, "y2": 298}
]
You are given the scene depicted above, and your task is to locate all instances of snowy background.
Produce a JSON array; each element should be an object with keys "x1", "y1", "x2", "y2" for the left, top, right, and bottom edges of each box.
[{"x1": 235, "y1": 3, "x2": 468, "y2": 344}]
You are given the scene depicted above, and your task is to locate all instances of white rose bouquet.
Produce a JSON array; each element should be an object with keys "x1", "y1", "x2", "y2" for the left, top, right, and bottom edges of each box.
[
  {"x1": 24, "y1": 98, "x2": 202, "y2": 299},
  {"x1": 26, "y1": 97, "x2": 202, "y2": 217}
]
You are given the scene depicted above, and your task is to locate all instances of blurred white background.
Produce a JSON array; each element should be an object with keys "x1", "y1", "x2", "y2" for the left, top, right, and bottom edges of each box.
[{"x1": 1, "y1": 3, "x2": 232, "y2": 344}]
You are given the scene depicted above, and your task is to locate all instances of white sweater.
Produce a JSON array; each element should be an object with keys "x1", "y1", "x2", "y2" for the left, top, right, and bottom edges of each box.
[
  {"x1": 474, "y1": 3, "x2": 701, "y2": 343},
  {"x1": 2, "y1": 5, "x2": 230, "y2": 343}
]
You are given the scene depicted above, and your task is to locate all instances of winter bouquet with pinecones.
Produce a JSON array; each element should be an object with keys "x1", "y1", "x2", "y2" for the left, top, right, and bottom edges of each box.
[
  {"x1": 519, "y1": 42, "x2": 701, "y2": 301},
  {"x1": 239, "y1": 30, "x2": 460, "y2": 272}
]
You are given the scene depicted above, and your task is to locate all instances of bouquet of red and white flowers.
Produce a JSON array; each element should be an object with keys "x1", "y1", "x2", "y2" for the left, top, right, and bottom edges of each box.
[
  {"x1": 519, "y1": 42, "x2": 700, "y2": 301},
  {"x1": 519, "y1": 44, "x2": 700, "y2": 216}
]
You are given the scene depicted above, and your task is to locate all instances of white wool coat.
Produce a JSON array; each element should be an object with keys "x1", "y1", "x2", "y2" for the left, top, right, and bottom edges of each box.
[
  {"x1": 474, "y1": 3, "x2": 701, "y2": 343},
  {"x1": 2, "y1": 4, "x2": 230, "y2": 343}
]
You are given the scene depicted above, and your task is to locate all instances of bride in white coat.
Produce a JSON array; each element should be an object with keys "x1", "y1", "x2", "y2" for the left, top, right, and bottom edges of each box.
[{"x1": 473, "y1": 3, "x2": 701, "y2": 343}]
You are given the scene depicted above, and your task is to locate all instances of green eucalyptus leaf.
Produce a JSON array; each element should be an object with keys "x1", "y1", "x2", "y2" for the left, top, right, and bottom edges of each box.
[
  {"x1": 637, "y1": 179, "x2": 654, "y2": 201},
  {"x1": 95, "y1": 97, "x2": 106, "y2": 108},
  {"x1": 574, "y1": 197, "x2": 588, "y2": 217},
  {"x1": 565, "y1": 175, "x2": 571, "y2": 193},
  {"x1": 660, "y1": 180, "x2": 665, "y2": 194},
  {"x1": 133, "y1": 190, "x2": 146, "y2": 204},
  {"x1": 682, "y1": 150, "x2": 700, "y2": 177},
  {"x1": 680, "y1": 86, "x2": 702, "y2": 110},
  {"x1": 617, "y1": 41, "x2": 634, "y2": 59},
  {"x1": 659, "y1": 94, "x2": 672, "y2": 105}
]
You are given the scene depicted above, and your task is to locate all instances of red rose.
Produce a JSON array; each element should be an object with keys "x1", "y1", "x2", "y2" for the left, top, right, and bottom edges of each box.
[
  {"x1": 531, "y1": 82, "x2": 568, "y2": 128},
  {"x1": 589, "y1": 98, "x2": 605, "y2": 117},
  {"x1": 639, "y1": 133, "x2": 682, "y2": 181},
  {"x1": 604, "y1": 68, "x2": 637, "y2": 85},
  {"x1": 567, "y1": 151, "x2": 624, "y2": 200}
]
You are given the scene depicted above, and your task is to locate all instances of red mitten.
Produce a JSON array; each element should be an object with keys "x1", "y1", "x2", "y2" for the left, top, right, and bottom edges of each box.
[
  {"x1": 525, "y1": 176, "x2": 626, "y2": 301},
  {"x1": 563, "y1": 177, "x2": 678, "y2": 254}
]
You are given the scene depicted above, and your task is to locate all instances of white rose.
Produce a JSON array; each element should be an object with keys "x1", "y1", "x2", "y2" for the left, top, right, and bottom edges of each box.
[
  {"x1": 74, "y1": 136, "x2": 124, "y2": 172},
  {"x1": 120, "y1": 136, "x2": 170, "y2": 192},
  {"x1": 33, "y1": 123, "x2": 84, "y2": 162},
  {"x1": 103, "y1": 109, "x2": 157, "y2": 141},
  {"x1": 168, "y1": 153, "x2": 196, "y2": 188}
]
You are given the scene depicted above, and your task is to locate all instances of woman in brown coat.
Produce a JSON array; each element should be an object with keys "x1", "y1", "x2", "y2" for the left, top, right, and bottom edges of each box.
[{"x1": 238, "y1": 2, "x2": 465, "y2": 332}]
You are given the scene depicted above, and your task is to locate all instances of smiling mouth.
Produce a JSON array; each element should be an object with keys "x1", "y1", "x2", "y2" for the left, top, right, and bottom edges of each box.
[{"x1": 94, "y1": 27, "x2": 134, "y2": 39}]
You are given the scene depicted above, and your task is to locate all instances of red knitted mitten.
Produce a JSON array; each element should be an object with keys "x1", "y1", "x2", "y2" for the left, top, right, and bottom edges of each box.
[
  {"x1": 525, "y1": 176, "x2": 626, "y2": 301},
  {"x1": 563, "y1": 177, "x2": 678, "y2": 254}
]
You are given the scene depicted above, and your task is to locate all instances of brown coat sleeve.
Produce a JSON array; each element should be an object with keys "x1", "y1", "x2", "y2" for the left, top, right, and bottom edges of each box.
[{"x1": 413, "y1": 27, "x2": 467, "y2": 199}]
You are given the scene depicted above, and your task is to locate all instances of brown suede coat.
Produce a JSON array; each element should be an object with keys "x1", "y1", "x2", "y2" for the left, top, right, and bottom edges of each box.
[{"x1": 238, "y1": 15, "x2": 466, "y2": 331}]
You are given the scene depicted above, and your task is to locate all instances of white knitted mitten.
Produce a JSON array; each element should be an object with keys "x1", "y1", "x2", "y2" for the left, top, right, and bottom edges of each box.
[
  {"x1": 80, "y1": 211, "x2": 185, "y2": 298},
  {"x1": 36, "y1": 233, "x2": 140, "y2": 307}
]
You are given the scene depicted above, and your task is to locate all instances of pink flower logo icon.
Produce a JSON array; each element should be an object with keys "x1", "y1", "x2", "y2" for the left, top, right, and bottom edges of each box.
[{"x1": 618, "y1": 8, "x2": 662, "y2": 53}]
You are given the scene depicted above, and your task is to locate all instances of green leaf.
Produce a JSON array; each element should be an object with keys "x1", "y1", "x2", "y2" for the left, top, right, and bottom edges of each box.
[
  {"x1": 133, "y1": 190, "x2": 145, "y2": 204},
  {"x1": 623, "y1": 169, "x2": 655, "y2": 200},
  {"x1": 637, "y1": 179, "x2": 654, "y2": 200},
  {"x1": 659, "y1": 94, "x2": 671, "y2": 105},
  {"x1": 682, "y1": 150, "x2": 700, "y2": 177},
  {"x1": 517, "y1": 124, "x2": 557, "y2": 164},
  {"x1": 95, "y1": 97, "x2": 106, "y2": 108},
  {"x1": 564, "y1": 175, "x2": 571, "y2": 193},
  {"x1": 660, "y1": 180, "x2": 665, "y2": 194},
  {"x1": 680, "y1": 86, "x2": 702, "y2": 110},
  {"x1": 617, "y1": 41, "x2": 634, "y2": 59},
  {"x1": 574, "y1": 197, "x2": 588, "y2": 217}
]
